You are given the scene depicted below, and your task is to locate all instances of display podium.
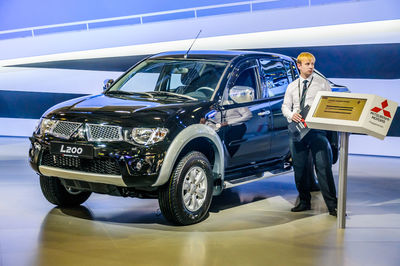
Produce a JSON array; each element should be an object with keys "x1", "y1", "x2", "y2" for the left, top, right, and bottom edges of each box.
[{"x1": 305, "y1": 91, "x2": 398, "y2": 228}]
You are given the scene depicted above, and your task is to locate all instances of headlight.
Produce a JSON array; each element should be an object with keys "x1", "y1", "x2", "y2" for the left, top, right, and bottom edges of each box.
[
  {"x1": 34, "y1": 119, "x2": 42, "y2": 134},
  {"x1": 130, "y1": 128, "x2": 168, "y2": 145},
  {"x1": 38, "y1": 119, "x2": 57, "y2": 135}
]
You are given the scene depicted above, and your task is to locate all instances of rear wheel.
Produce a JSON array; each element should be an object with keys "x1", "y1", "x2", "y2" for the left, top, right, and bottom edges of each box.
[
  {"x1": 40, "y1": 175, "x2": 91, "y2": 207},
  {"x1": 158, "y1": 151, "x2": 213, "y2": 225}
]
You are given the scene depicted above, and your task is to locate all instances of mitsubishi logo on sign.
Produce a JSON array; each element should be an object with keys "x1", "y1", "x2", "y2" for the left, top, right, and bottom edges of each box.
[{"x1": 371, "y1": 99, "x2": 392, "y2": 118}]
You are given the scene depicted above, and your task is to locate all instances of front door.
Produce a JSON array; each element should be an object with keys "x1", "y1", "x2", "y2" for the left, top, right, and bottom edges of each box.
[{"x1": 221, "y1": 59, "x2": 273, "y2": 169}]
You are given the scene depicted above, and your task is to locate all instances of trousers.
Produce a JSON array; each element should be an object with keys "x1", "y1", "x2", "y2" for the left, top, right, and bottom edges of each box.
[{"x1": 289, "y1": 130, "x2": 337, "y2": 211}]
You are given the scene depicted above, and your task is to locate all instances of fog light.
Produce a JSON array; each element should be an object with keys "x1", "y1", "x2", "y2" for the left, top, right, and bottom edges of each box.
[
  {"x1": 136, "y1": 161, "x2": 142, "y2": 171},
  {"x1": 34, "y1": 142, "x2": 41, "y2": 151}
]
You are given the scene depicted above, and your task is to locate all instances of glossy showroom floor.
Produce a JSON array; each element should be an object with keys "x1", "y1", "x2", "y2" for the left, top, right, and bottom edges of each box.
[{"x1": 1, "y1": 137, "x2": 399, "y2": 266}]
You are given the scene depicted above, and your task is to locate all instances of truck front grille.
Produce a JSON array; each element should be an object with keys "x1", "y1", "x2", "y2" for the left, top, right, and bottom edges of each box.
[
  {"x1": 87, "y1": 124, "x2": 123, "y2": 141},
  {"x1": 49, "y1": 121, "x2": 123, "y2": 141},
  {"x1": 40, "y1": 151, "x2": 121, "y2": 175},
  {"x1": 51, "y1": 121, "x2": 82, "y2": 139}
]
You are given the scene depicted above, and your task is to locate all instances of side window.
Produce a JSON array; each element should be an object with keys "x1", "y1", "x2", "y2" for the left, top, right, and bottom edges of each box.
[
  {"x1": 283, "y1": 60, "x2": 296, "y2": 83},
  {"x1": 234, "y1": 68, "x2": 257, "y2": 89},
  {"x1": 228, "y1": 67, "x2": 258, "y2": 104},
  {"x1": 289, "y1": 60, "x2": 299, "y2": 79},
  {"x1": 259, "y1": 59, "x2": 289, "y2": 98},
  {"x1": 224, "y1": 60, "x2": 259, "y2": 105}
]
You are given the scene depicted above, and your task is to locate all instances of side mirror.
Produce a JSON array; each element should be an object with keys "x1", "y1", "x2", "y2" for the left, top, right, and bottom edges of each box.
[
  {"x1": 229, "y1": 86, "x2": 255, "y2": 104},
  {"x1": 103, "y1": 79, "x2": 114, "y2": 91}
]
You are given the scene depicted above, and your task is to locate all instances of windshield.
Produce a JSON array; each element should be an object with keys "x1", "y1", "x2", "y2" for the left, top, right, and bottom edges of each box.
[{"x1": 107, "y1": 59, "x2": 228, "y2": 100}]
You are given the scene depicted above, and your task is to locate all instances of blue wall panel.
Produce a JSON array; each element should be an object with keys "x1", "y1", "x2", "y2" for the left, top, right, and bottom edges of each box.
[
  {"x1": 8, "y1": 43, "x2": 400, "y2": 79},
  {"x1": 312, "y1": 0, "x2": 349, "y2": 4},
  {"x1": 0, "y1": 0, "x2": 363, "y2": 32},
  {"x1": 0, "y1": 30, "x2": 32, "y2": 40},
  {"x1": 88, "y1": 18, "x2": 141, "y2": 29},
  {"x1": 196, "y1": 4, "x2": 249, "y2": 17},
  {"x1": 253, "y1": 0, "x2": 308, "y2": 11},
  {"x1": 142, "y1": 11, "x2": 195, "y2": 23},
  {"x1": 34, "y1": 24, "x2": 87, "y2": 36},
  {"x1": 0, "y1": 90, "x2": 87, "y2": 119},
  {"x1": 0, "y1": 0, "x2": 250, "y2": 31}
]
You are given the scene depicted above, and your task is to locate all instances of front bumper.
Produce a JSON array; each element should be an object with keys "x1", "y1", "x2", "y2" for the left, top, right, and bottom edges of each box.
[
  {"x1": 29, "y1": 136, "x2": 166, "y2": 188},
  {"x1": 39, "y1": 166, "x2": 125, "y2": 186}
]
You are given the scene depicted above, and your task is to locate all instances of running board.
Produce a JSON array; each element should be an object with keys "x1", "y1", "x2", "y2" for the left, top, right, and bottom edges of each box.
[{"x1": 223, "y1": 167, "x2": 293, "y2": 189}]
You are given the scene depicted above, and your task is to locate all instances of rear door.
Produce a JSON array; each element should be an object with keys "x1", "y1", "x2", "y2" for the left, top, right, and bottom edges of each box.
[{"x1": 258, "y1": 58, "x2": 292, "y2": 159}]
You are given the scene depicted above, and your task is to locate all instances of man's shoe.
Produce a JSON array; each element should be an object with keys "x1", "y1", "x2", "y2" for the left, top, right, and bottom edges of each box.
[
  {"x1": 329, "y1": 208, "x2": 347, "y2": 217},
  {"x1": 291, "y1": 203, "x2": 311, "y2": 212}
]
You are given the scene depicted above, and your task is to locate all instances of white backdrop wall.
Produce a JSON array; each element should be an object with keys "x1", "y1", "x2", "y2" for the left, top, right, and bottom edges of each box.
[{"x1": 0, "y1": 0, "x2": 399, "y2": 156}]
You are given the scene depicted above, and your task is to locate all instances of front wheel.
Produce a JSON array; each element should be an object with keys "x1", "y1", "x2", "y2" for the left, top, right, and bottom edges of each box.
[
  {"x1": 40, "y1": 175, "x2": 91, "y2": 207},
  {"x1": 158, "y1": 151, "x2": 213, "y2": 225}
]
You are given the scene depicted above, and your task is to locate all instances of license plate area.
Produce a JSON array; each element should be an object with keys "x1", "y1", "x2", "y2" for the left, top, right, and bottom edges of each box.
[{"x1": 50, "y1": 142, "x2": 94, "y2": 159}]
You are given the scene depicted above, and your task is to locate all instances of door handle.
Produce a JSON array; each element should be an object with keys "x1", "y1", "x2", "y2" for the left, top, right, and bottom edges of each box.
[{"x1": 258, "y1": 110, "x2": 271, "y2": 117}]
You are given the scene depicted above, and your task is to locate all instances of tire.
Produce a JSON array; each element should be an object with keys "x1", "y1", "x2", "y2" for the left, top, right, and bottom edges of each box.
[
  {"x1": 40, "y1": 175, "x2": 91, "y2": 207},
  {"x1": 158, "y1": 151, "x2": 213, "y2": 225}
]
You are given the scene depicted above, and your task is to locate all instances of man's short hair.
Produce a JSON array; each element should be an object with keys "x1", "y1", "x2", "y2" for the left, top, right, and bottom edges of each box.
[{"x1": 297, "y1": 52, "x2": 316, "y2": 65}]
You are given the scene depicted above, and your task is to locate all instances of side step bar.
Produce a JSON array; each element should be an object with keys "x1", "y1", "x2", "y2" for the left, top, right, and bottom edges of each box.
[{"x1": 224, "y1": 167, "x2": 293, "y2": 189}]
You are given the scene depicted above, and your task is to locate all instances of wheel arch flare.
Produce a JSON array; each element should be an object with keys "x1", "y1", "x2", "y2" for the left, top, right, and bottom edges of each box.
[{"x1": 152, "y1": 124, "x2": 224, "y2": 195}]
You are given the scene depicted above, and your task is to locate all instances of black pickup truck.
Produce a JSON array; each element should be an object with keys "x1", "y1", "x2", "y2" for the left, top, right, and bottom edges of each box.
[{"x1": 29, "y1": 50, "x2": 347, "y2": 225}]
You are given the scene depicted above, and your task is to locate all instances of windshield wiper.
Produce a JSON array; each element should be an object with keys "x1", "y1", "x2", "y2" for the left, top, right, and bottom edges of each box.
[
  {"x1": 106, "y1": 90, "x2": 154, "y2": 98},
  {"x1": 150, "y1": 91, "x2": 197, "y2": 101}
]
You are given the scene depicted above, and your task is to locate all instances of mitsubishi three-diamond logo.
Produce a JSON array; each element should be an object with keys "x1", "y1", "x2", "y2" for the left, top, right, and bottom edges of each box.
[
  {"x1": 371, "y1": 99, "x2": 392, "y2": 118},
  {"x1": 367, "y1": 97, "x2": 397, "y2": 139}
]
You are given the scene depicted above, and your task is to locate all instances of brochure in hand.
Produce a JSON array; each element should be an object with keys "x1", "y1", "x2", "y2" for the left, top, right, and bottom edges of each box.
[{"x1": 288, "y1": 105, "x2": 311, "y2": 142}]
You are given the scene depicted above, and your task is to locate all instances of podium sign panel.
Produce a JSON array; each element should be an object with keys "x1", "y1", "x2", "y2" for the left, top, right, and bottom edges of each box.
[
  {"x1": 313, "y1": 96, "x2": 366, "y2": 121},
  {"x1": 305, "y1": 91, "x2": 398, "y2": 228},
  {"x1": 306, "y1": 92, "x2": 398, "y2": 140}
]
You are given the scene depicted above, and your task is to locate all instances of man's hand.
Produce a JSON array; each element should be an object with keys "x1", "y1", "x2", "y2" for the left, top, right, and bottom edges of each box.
[{"x1": 292, "y1": 113, "x2": 302, "y2": 123}]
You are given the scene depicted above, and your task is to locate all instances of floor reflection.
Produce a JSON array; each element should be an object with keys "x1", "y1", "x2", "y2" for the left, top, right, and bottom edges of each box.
[
  {"x1": 1, "y1": 151, "x2": 400, "y2": 266},
  {"x1": 36, "y1": 181, "x2": 308, "y2": 233}
]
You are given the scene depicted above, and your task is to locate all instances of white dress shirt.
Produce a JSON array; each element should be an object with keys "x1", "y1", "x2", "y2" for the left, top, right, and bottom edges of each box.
[{"x1": 281, "y1": 73, "x2": 331, "y2": 123}]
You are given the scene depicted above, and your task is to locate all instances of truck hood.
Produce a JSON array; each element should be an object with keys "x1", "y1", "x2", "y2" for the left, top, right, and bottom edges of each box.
[{"x1": 42, "y1": 94, "x2": 204, "y2": 127}]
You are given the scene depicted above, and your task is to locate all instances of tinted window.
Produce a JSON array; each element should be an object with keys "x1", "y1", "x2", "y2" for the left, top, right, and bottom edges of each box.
[
  {"x1": 227, "y1": 67, "x2": 258, "y2": 104},
  {"x1": 224, "y1": 59, "x2": 259, "y2": 105},
  {"x1": 259, "y1": 59, "x2": 289, "y2": 98},
  {"x1": 234, "y1": 68, "x2": 257, "y2": 89},
  {"x1": 291, "y1": 60, "x2": 299, "y2": 79},
  {"x1": 283, "y1": 60, "x2": 296, "y2": 83}
]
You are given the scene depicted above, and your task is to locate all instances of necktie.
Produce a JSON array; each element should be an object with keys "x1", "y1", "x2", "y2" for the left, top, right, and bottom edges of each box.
[{"x1": 300, "y1": 80, "x2": 308, "y2": 111}]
